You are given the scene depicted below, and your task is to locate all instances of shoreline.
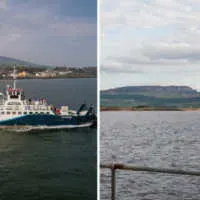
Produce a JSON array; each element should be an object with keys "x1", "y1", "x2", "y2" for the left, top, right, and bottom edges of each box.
[
  {"x1": 100, "y1": 107, "x2": 200, "y2": 111},
  {"x1": 0, "y1": 77, "x2": 96, "y2": 80}
]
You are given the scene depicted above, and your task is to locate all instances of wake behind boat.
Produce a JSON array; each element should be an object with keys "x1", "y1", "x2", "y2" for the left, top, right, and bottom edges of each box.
[{"x1": 0, "y1": 67, "x2": 96, "y2": 129}]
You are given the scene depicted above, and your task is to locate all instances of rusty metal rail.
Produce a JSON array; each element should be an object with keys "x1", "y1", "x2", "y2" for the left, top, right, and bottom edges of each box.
[{"x1": 101, "y1": 163, "x2": 200, "y2": 200}]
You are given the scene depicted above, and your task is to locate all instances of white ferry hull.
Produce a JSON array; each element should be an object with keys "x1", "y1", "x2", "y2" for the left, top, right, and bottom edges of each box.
[
  {"x1": 0, "y1": 122, "x2": 94, "y2": 130},
  {"x1": 0, "y1": 67, "x2": 97, "y2": 130}
]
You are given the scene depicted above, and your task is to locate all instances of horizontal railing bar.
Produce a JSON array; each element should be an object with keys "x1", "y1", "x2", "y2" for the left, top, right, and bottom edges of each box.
[{"x1": 101, "y1": 163, "x2": 200, "y2": 176}]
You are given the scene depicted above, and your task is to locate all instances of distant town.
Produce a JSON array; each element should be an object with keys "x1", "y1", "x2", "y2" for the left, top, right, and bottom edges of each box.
[{"x1": 0, "y1": 65, "x2": 97, "y2": 79}]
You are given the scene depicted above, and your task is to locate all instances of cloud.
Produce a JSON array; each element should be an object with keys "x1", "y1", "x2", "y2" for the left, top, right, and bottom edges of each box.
[
  {"x1": 100, "y1": 0, "x2": 200, "y2": 90},
  {"x1": 142, "y1": 43, "x2": 200, "y2": 63},
  {"x1": 0, "y1": 0, "x2": 96, "y2": 66},
  {"x1": 101, "y1": 0, "x2": 200, "y2": 72},
  {"x1": 101, "y1": 65, "x2": 145, "y2": 74}
]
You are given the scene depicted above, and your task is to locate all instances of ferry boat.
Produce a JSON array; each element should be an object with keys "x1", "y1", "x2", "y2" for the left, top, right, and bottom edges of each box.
[{"x1": 0, "y1": 67, "x2": 96, "y2": 130}]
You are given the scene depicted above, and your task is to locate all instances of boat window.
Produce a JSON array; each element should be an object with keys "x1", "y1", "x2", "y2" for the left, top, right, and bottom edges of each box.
[
  {"x1": 47, "y1": 112, "x2": 49, "y2": 114},
  {"x1": 13, "y1": 112, "x2": 16, "y2": 115},
  {"x1": 7, "y1": 112, "x2": 10, "y2": 115},
  {"x1": 30, "y1": 112, "x2": 33, "y2": 114},
  {"x1": 1, "y1": 112, "x2": 4, "y2": 114},
  {"x1": 18, "y1": 112, "x2": 22, "y2": 115},
  {"x1": 24, "y1": 112, "x2": 27, "y2": 115},
  {"x1": 7, "y1": 102, "x2": 21, "y2": 105},
  {"x1": 10, "y1": 96, "x2": 18, "y2": 99},
  {"x1": 41, "y1": 112, "x2": 44, "y2": 114}
]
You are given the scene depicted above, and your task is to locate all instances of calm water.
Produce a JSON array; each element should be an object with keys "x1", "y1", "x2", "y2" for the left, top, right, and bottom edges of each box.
[
  {"x1": 101, "y1": 111, "x2": 200, "y2": 200},
  {"x1": 0, "y1": 78, "x2": 97, "y2": 200}
]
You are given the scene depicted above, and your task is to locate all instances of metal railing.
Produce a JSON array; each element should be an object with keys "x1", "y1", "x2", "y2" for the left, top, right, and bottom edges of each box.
[{"x1": 101, "y1": 163, "x2": 200, "y2": 200}]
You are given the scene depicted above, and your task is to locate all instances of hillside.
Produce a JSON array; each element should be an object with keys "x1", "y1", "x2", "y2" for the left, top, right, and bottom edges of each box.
[
  {"x1": 0, "y1": 56, "x2": 39, "y2": 66},
  {"x1": 101, "y1": 86, "x2": 200, "y2": 109}
]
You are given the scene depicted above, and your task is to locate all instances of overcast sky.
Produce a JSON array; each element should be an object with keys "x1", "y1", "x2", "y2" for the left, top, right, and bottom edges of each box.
[
  {"x1": 100, "y1": 0, "x2": 200, "y2": 90},
  {"x1": 0, "y1": 0, "x2": 96, "y2": 66}
]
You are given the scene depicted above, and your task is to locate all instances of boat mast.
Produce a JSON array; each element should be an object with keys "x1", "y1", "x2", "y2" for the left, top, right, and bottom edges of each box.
[{"x1": 13, "y1": 65, "x2": 16, "y2": 89}]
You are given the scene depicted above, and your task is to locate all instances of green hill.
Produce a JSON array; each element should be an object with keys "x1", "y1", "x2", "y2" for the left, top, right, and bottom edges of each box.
[
  {"x1": 101, "y1": 86, "x2": 200, "y2": 108},
  {"x1": 0, "y1": 56, "x2": 50, "y2": 68},
  {"x1": 0, "y1": 56, "x2": 36, "y2": 66}
]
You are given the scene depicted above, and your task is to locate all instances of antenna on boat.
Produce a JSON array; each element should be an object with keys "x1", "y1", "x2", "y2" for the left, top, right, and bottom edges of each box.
[{"x1": 13, "y1": 65, "x2": 16, "y2": 89}]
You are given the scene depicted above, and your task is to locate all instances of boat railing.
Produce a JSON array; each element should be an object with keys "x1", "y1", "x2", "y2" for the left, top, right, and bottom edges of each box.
[{"x1": 100, "y1": 163, "x2": 200, "y2": 200}]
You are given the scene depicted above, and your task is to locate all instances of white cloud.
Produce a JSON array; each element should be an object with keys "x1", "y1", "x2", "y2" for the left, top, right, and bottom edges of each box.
[
  {"x1": 101, "y1": 0, "x2": 200, "y2": 64},
  {"x1": 101, "y1": 0, "x2": 200, "y2": 89}
]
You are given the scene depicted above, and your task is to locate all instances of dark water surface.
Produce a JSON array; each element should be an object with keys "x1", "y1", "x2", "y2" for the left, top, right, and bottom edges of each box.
[
  {"x1": 0, "y1": 79, "x2": 97, "y2": 200},
  {"x1": 1, "y1": 78, "x2": 97, "y2": 109},
  {"x1": 101, "y1": 111, "x2": 200, "y2": 200}
]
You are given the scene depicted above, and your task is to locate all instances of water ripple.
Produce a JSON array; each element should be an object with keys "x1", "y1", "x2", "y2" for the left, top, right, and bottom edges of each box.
[{"x1": 101, "y1": 111, "x2": 200, "y2": 200}]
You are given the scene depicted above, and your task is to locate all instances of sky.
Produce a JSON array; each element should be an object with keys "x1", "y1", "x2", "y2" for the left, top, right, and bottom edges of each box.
[
  {"x1": 0, "y1": 0, "x2": 96, "y2": 66},
  {"x1": 100, "y1": 0, "x2": 200, "y2": 91}
]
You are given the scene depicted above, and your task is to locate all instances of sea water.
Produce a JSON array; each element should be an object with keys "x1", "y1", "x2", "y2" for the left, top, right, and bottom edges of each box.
[
  {"x1": 101, "y1": 111, "x2": 200, "y2": 200},
  {"x1": 0, "y1": 78, "x2": 97, "y2": 200}
]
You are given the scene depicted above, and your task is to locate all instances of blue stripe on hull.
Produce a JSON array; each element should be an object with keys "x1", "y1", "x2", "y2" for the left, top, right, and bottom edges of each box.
[{"x1": 0, "y1": 114, "x2": 96, "y2": 126}]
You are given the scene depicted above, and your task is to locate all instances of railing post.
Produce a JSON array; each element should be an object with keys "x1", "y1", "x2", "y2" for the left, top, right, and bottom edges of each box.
[
  {"x1": 101, "y1": 163, "x2": 200, "y2": 200},
  {"x1": 111, "y1": 164, "x2": 116, "y2": 200}
]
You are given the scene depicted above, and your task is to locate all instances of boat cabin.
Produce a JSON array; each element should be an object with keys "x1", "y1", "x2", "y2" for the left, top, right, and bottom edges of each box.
[{"x1": 7, "y1": 87, "x2": 24, "y2": 100}]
